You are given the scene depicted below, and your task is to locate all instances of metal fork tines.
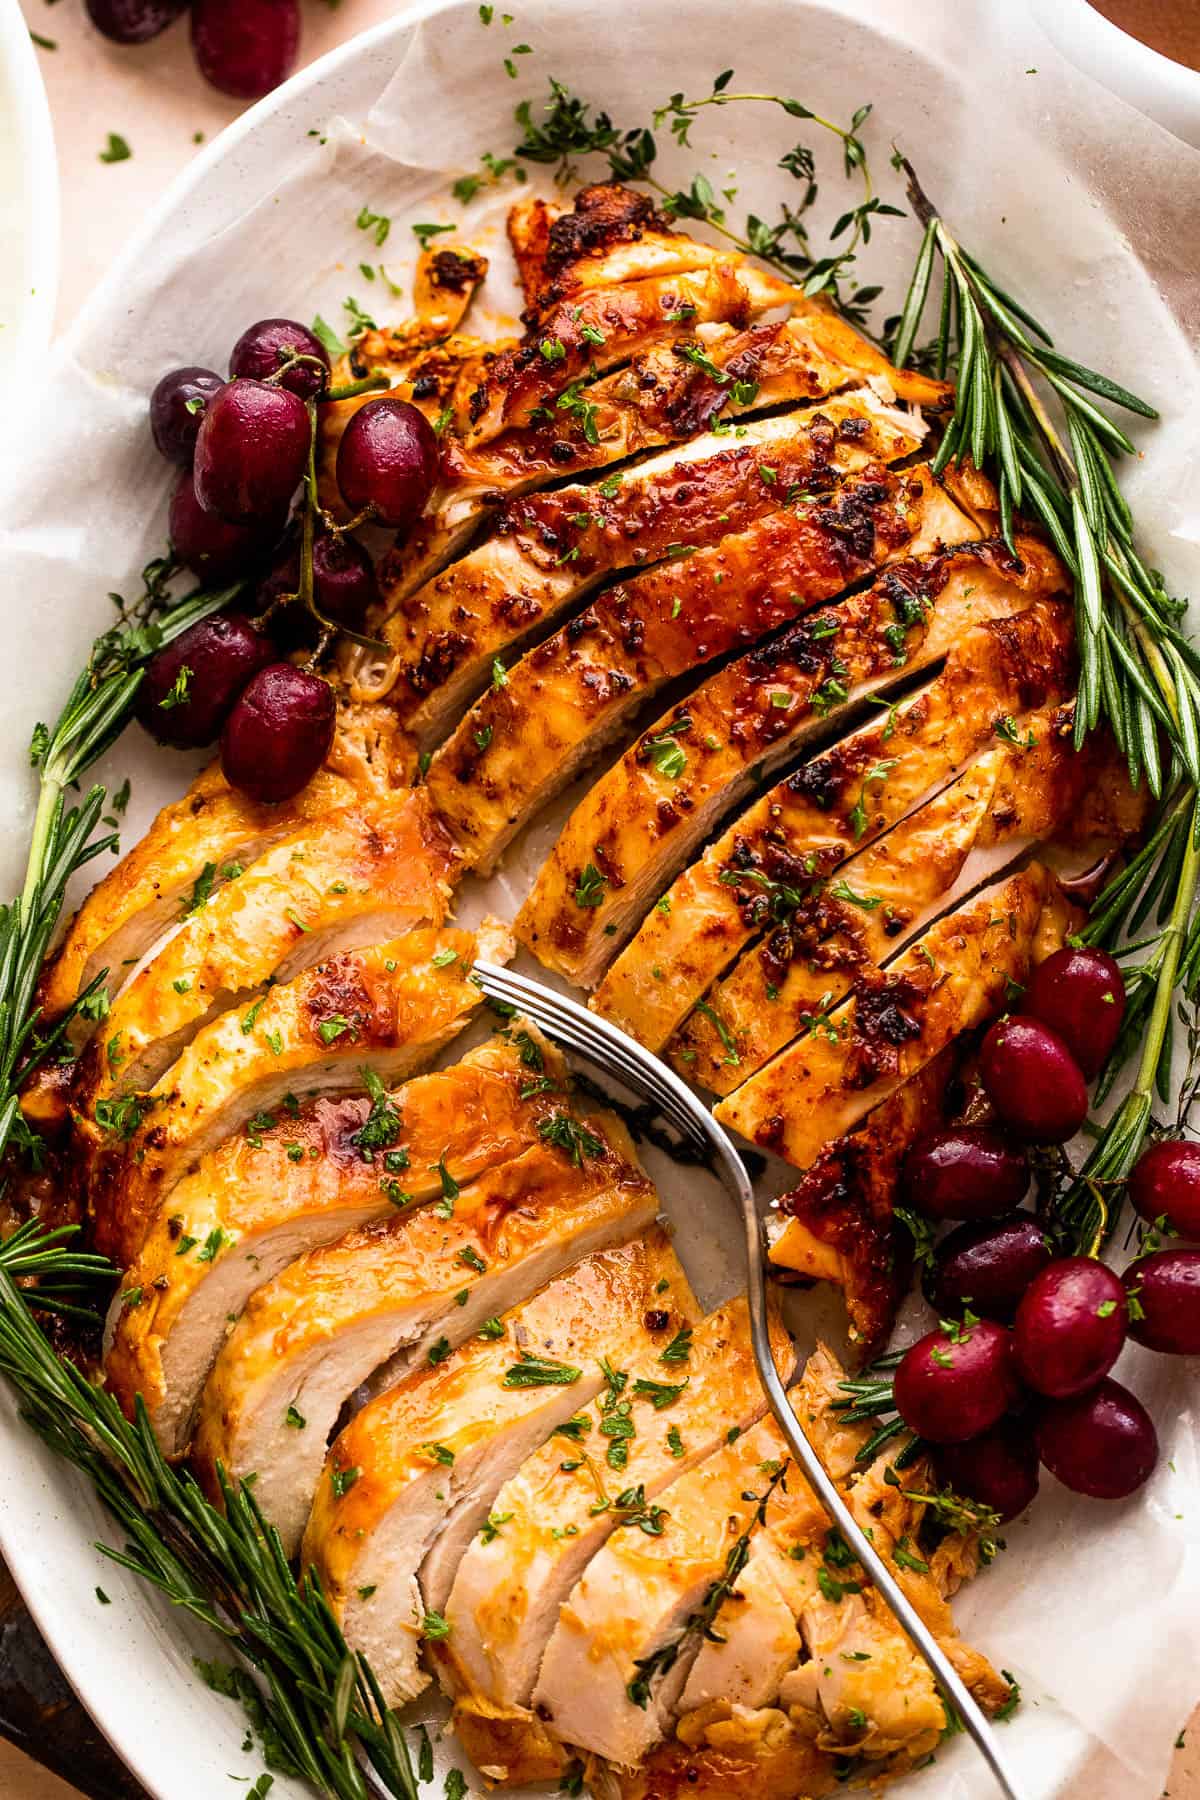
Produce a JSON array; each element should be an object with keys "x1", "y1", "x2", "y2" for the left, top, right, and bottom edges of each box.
[{"x1": 470, "y1": 961, "x2": 1030, "y2": 1800}]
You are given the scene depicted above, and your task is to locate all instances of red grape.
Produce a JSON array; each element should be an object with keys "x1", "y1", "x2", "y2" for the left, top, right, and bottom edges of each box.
[
  {"x1": 927, "y1": 1213, "x2": 1052, "y2": 1323},
  {"x1": 935, "y1": 1419, "x2": 1040, "y2": 1522},
  {"x1": 85, "y1": 0, "x2": 187, "y2": 43},
  {"x1": 135, "y1": 615, "x2": 275, "y2": 750},
  {"x1": 979, "y1": 1016, "x2": 1088, "y2": 1144},
  {"x1": 220, "y1": 664, "x2": 335, "y2": 803},
  {"x1": 335, "y1": 397, "x2": 439, "y2": 530},
  {"x1": 1013, "y1": 1256, "x2": 1127, "y2": 1397},
  {"x1": 1023, "y1": 946, "x2": 1125, "y2": 1079},
  {"x1": 229, "y1": 319, "x2": 330, "y2": 401},
  {"x1": 893, "y1": 1318, "x2": 1020, "y2": 1444},
  {"x1": 1036, "y1": 1377, "x2": 1158, "y2": 1499},
  {"x1": 168, "y1": 470, "x2": 278, "y2": 583},
  {"x1": 149, "y1": 367, "x2": 224, "y2": 466},
  {"x1": 191, "y1": 0, "x2": 301, "y2": 100},
  {"x1": 311, "y1": 534, "x2": 378, "y2": 629},
  {"x1": 1124, "y1": 1249, "x2": 1200, "y2": 1355},
  {"x1": 1128, "y1": 1138, "x2": 1200, "y2": 1238},
  {"x1": 902, "y1": 1126, "x2": 1029, "y2": 1221},
  {"x1": 193, "y1": 380, "x2": 310, "y2": 526}
]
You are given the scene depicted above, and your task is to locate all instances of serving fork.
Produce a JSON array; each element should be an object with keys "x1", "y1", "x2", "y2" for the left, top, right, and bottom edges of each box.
[{"x1": 472, "y1": 959, "x2": 1029, "y2": 1800}]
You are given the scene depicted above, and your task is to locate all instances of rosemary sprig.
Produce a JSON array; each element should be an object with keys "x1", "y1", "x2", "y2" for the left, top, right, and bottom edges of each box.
[
  {"x1": 514, "y1": 75, "x2": 896, "y2": 321},
  {"x1": 0, "y1": 569, "x2": 423, "y2": 1795},
  {"x1": 890, "y1": 159, "x2": 1200, "y2": 1252},
  {"x1": 0, "y1": 1231, "x2": 418, "y2": 1798},
  {"x1": 3, "y1": 572, "x2": 238, "y2": 1159}
]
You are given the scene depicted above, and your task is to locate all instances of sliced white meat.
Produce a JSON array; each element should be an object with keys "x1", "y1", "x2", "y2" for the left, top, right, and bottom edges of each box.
[
  {"x1": 111, "y1": 919, "x2": 509, "y2": 1235},
  {"x1": 536, "y1": 570, "x2": 1073, "y2": 996},
  {"x1": 713, "y1": 863, "x2": 1079, "y2": 1169},
  {"x1": 531, "y1": 1415, "x2": 799, "y2": 1768},
  {"x1": 381, "y1": 390, "x2": 924, "y2": 748},
  {"x1": 439, "y1": 1294, "x2": 794, "y2": 1726},
  {"x1": 192, "y1": 1110, "x2": 663, "y2": 1553},
  {"x1": 77, "y1": 790, "x2": 459, "y2": 1106},
  {"x1": 300, "y1": 1228, "x2": 698, "y2": 1707},
  {"x1": 105, "y1": 1025, "x2": 569, "y2": 1450}
]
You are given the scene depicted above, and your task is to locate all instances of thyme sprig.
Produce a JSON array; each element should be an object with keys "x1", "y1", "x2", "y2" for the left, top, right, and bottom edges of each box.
[
  {"x1": 625, "y1": 1461, "x2": 788, "y2": 1709},
  {"x1": 890, "y1": 159, "x2": 1199, "y2": 1252},
  {"x1": 514, "y1": 75, "x2": 894, "y2": 321}
]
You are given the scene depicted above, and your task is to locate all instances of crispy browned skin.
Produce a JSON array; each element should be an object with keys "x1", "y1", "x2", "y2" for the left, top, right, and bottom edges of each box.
[
  {"x1": 714, "y1": 864, "x2": 1080, "y2": 1167},
  {"x1": 427, "y1": 464, "x2": 963, "y2": 874},
  {"x1": 673, "y1": 707, "x2": 1144, "y2": 1095},
  {"x1": 769, "y1": 1050, "x2": 959, "y2": 1350},
  {"x1": 378, "y1": 391, "x2": 924, "y2": 746},
  {"x1": 531, "y1": 542, "x2": 1072, "y2": 993},
  {"x1": 465, "y1": 186, "x2": 802, "y2": 444}
]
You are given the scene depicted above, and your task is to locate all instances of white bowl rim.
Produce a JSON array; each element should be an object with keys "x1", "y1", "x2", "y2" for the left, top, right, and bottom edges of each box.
[
  {"x1": 1026, "y1": 0, "x2": 1200, "y2": 149},
  {"x1": 0, "y1": 4, "x2": 61, "y2": 378}
]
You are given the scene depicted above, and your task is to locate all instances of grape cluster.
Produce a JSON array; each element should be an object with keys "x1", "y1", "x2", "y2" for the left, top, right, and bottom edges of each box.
[
  {"x1": 85, "y1": 0, "x2": 302, "y2": 103},
  {"x1": 142, "y1": 319, "x2": 438, "y2": 802},
  {"x1": 895, "y1": 947, "x2": 1199, "y2": 1516}
]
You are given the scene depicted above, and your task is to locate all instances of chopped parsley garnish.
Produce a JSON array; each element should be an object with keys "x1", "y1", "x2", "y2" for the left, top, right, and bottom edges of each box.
[
  {"x1": 503, "y1": 1351, "x2": 581, "y2": 1388},
  {"x1": 659, "y1": 1326, "x2": 693, "y2": 1365},
  {"x1": 537, "y1": 1112, "x2": 604, "y2": 1166},
  {"x1": 632, "y1": 1376, "x2": 689, "y2": 1410},
  {"x1": 351, "y1": 1068, "x2": 402, "y2": 1155},
  {"x1": 573, "y1": 861, "x2": 608, "y2": 908}
]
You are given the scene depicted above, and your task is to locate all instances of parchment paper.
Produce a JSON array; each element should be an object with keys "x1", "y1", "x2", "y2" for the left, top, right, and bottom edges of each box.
[{"x1": 1, "y1": 2, "x2": 1200, "y2": 1796}]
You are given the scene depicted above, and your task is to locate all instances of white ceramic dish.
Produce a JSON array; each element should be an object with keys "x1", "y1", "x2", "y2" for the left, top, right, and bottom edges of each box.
[
  {"x1": 1, "y1": 4, "x2": 1199, "y2": 1798},
  {"x1": 1027, "y1": 0, "x2": 1200, "y2": 149},
  {"x1": 0, "y1": 4, "x2": 59, "y2": 395}
]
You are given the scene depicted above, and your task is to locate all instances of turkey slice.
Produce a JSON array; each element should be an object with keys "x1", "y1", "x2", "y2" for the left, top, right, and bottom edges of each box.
[
  {"x1": 532, "y1": 1414, "x2": 802, "y2": 1768},
  {"x1": 77, "y1": 788, "x2": 458, "y2": 1106},
  {"x1": 381, "y1": 388, "x2": 923, "y2": 749},
  {"x1": 427, "y1": 463, "x2": 975, "y2": 875},
  {"x1": 105, "y1": 1024, "x2": 568, "y2": 1448},
  {"x1": 440, "y1": 1293, "x2": 794, "y2": 1744},
  {"x1": 111, "y1": 919, "x2": 509, "y2": 1235},
  {"x1": 192, "y1": 1109, "x2": 661, "y2": 1553},
  {"x1": 714, "y1": 862, "x2": 1078, "y2": 1170},
  {"x1": 528, "y1": 548, "x2": 1073, "y2": 992},
  {"x1": 301, "y1": 1227, "x2": 698, "y2": 1708}
]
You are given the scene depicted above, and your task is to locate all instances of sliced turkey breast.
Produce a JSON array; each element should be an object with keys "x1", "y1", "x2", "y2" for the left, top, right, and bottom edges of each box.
[
  {"x1": 301, "y1": 1228, "x2": 698, "y2": 1709},
  {"x1": 462, "y1": 258, "x2": 800, "y2": 448},
  {"x1": 192, "y1": 1110, "x2": 662, "y2": 1553},
  {"x1": 531, "y1": 1414, "x2": 803, "y2": 1769},
  {"x1": 110, "y1": 919, "x2": 510, "y2": 1235},
  {"x1": 715, "y1": 863, "x2": 1079, "y2": 1168},
  {"x1": 673, "y1": 710, "x2": 1132, "y2": 1094},
  {"x1": 361, "y1": 307, "x2": 951, "y2": 649},
  {"x1": 427, "y1": 464, "x2": 976, "y2": 874},
  {"x1": 76, "y1": 790, "x2": 458, "y2": 1106},
  {"x1": 105, "y1": 1024, "x2": 569, "y2": 1445},
  {"x1": 767, "y1": 1050, "x2": 959, "y2": 1350},
  {"x1": 613, "y1": 1345, "x2": 1012, "y2": 1800},
  {"x1": 39, "y1": 761, "x2": 358, "y2": 1029},
  {"x1": 382, "y1": 389, "x2": 924, "y2": 748},
  {"x1": 440, "y1": 1294, "x2": 795, "y2": 1748},
  {"x1": 527, "y1": 549, "x2": 1072, "y2": 991}
]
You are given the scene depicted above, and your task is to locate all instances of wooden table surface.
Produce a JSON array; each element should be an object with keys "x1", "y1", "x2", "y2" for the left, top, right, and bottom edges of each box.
[{"x1": 7, "y1": 0, "x2": 1200, "y2": 1795}]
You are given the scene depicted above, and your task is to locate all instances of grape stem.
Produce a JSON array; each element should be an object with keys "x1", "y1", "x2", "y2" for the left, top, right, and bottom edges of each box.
[{"x1": 324, "y1": 375, "x2": 390, "y2": 404}]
